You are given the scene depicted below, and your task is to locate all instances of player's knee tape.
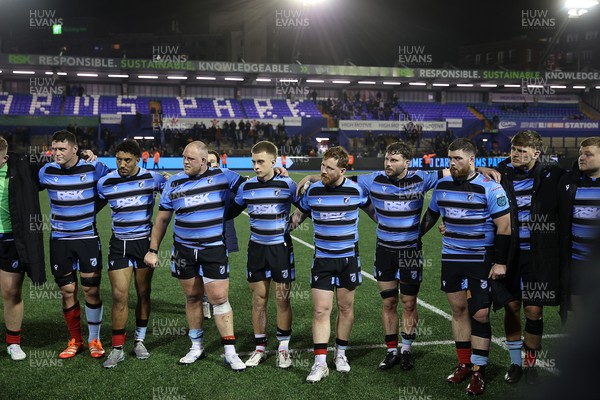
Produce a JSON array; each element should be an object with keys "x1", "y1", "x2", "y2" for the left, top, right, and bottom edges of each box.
[
  {"x1": 399, "y1": 282, "x2": 420, "y2": 296},
  {"x1": 213, "y1": 300, "x2": 232, "y2": 315},
  {"x1": 55, "y1": 274, "x2": 76, "y2": 287},
  {"x1": 380, "y1": 289, "x2": 398, "y2": 299},
  {"x1": 470, "y1": 318, "x2": 491, "y2": 339},
  {"x1": 80, "y1": 276, "x2": 101, "y2": 287},
  {"x1": 525, "y1": 317, "x2": 544, "y2": 336}
]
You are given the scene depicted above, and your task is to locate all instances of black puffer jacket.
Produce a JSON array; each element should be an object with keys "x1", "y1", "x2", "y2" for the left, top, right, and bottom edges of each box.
[
  {"x1": 7, "y1": 152, "x2": 46, "y2": 285},
  {"x1": 496, "y1": 158, "x2": 564, "y2": 307}
]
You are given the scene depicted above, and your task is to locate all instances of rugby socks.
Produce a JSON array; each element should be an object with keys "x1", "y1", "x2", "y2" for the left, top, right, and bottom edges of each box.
[
  {"x1": 276, "y1": 327, "x2": 292, "y2": 351},
  {"x1": 112, "y1": 329, "x2": 126, "y2": 349},
  {"x1": 222, "y1": 335, "x2": 237, "y2": 356},
  {"x1": 385, "y1": 334, "x2": 398, "y2": 355},
  {"x1": 455, "y1": 341, "x2": 472, "y2": 365},
  {"x1": 189, "y1": 329, "x2": 204, "y2": 351},
  {"x1": 135, "y1": 319, "x2": 148, "y2": 342},
  {"x1": 85, "y1": 302, "x2": 103, "y2": 343},
  {"x1": 506, "y1": 339, "x2": 523, "y2": 366},
  {"x1": 524, "y1": 317, "x2": 543, "y2": 368},
  {"x1": 401, "y1": 331, "x2": 416, "y2": 353},
  {"x1": 471, "y1": 349, "x2": 489, "y2": 374},
  {"x1": 335, "y1": 338, "x2": 348, "y2": 358},
  {"x1": 314, "y1": 343, "x2": 328, "y2": 366},
  {"x1": 6, "y1": 329, "x2": 21, "y2": 345},
  {"x1": 254, "y1": 334, "x2": 267, "y2": 353},
  {"x1": 63, "y1": 303, "x2": 83, "y2": 343}
]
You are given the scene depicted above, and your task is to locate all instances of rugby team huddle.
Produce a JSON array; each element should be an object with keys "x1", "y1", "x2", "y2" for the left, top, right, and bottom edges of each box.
[{"x1": 0, "y1": 129, "x2": 598, "y2": 395}]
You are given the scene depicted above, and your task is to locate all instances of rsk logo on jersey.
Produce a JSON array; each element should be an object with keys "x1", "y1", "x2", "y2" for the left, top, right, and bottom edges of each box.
[
  {"x1": 383, "y1": 201, "x2": 410, "y2": 211},
  {"x1": 319, "y1": 212, "x2": 345, "y2": 220},
  {"x1": 445, "y1": 208, "x2": 468, "y2": 218},
  {"x1": 574, "y1": 207, "x2": 600, "y2": 219},
  {"x1": 252, "y1": 204, "x2": 278, "y2": 214},
  {"x1": 116, "y1": 196, "x2": 144, "y2": 207},
  {"x1": 57, "y1": 190, "x2": 85, "y2": 200},
  {"x1": 183, "y1": 193, "x2": 211, "y2": 207}
]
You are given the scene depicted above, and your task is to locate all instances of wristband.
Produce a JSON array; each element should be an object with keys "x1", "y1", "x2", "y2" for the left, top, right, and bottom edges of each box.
[
  {"x1": 148, "y1": 248, "x2": 158, "y2": 254},
  {"x1": 494, "y1": 234, "x2": 510, "y2": 265}
]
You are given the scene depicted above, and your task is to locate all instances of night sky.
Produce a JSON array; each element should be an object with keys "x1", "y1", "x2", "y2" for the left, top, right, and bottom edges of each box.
[{"x1": 0, "y1": 0, "x2": 595, "y2": 66}]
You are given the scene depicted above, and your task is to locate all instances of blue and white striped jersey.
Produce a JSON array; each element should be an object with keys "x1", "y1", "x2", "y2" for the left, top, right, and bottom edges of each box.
[
  {"x1": 506, "y1": 164, "x2": 534, "y2": 250},
  {"x1": 234, "y1": 175, "x2": 297, "y2": 245},
  {"x1": 39, "y1": 159, "x2": 110, "y2": 239},
  {"x1": 571, "y1": 176, "x2": 600, "y2": 262},
  {"x1": 159, "y1": 168, "x2": 243, "y2": 249},
  {"x1": 429, "y1": 173, "x2": 510, "y2": 262},
  {"x1": 356, "y1": 170, "x2": 440, "y2": 249},
  {"x1": 97, "y1": 168, "x2": 167, "y2": 240},
  {"x1": 298, "y1": 178, "x2": 370, "y2": 259}
]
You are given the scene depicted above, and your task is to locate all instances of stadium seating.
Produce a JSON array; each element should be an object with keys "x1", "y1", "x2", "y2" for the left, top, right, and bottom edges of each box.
[
  {"x1": 0, "y1": 94, "x2": 62, "y2": 116},
  {"x1": 241, "y1": 98, "x2": 321, "y2": 119},
  {"x1": 0, "y1": 94, "x2": 322, "y2": 119},
  {"x1": 400, "y1": 102, "x2": 479, "y2": 120},
  {"x1": 0, "y1": 94, "x2": 589, "y2": 125},
  {"x1": 474, "y1": 102, "x2": 588, "y2": 121}
]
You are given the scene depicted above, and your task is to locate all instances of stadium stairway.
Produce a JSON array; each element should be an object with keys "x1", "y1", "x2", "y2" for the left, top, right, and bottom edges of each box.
[
  {"x1": 581, "y1": 102, "x2": 600, "y2": 120},
  {"x1": 468, "y1": 106, "x2": 486, "y2": 120}
]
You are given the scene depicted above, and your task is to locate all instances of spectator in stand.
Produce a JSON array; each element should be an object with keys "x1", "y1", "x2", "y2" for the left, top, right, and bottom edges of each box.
[
  {"x1": 477, "y1": 143, "x2": 489, "y2": 158},
  {"x1": 490, "y1": 141, "x2": 503, "y2": 157}
]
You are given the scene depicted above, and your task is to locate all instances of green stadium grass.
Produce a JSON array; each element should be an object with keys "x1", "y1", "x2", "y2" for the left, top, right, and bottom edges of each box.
[{"x1": 0, "y1": 172, "x2": 568, "y2": 400}]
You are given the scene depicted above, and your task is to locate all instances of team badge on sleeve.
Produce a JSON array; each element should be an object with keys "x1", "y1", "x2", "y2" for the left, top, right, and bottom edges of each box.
[{"x1": 497, "y1": 194, "x2": 507, "y2": 207}]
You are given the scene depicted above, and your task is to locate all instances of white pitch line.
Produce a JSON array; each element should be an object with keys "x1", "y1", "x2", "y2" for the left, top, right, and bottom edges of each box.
[{"x1": 241, "y1": 212, "x2": 562, "y2": 374}]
